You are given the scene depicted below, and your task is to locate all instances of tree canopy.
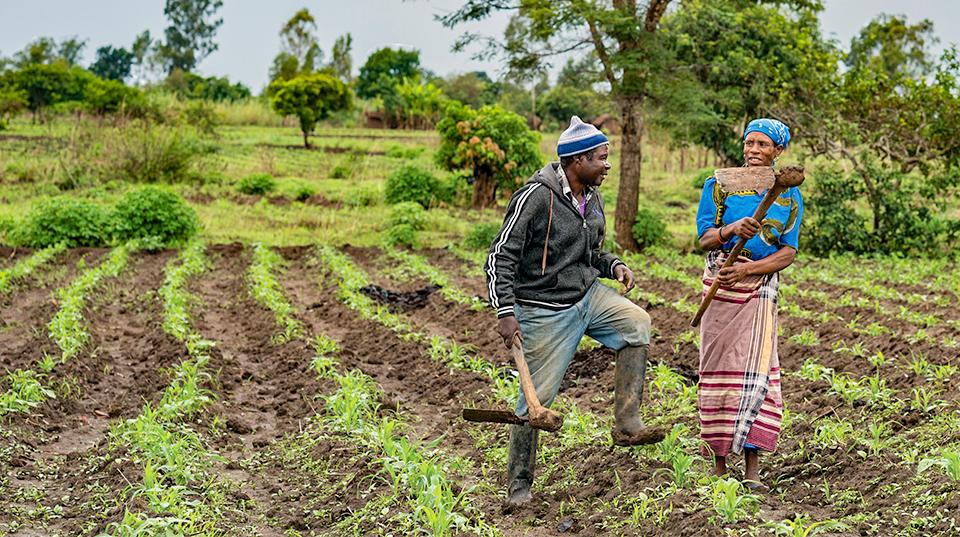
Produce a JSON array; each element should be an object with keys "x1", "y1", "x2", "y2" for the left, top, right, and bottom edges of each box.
[
  {"x1": 158, "y1": 0, "x2": 224, "y2": 73},
  {"x1": 356, "y1": 47, "x2": 422, "y2": 100},
  {"x1": 268, "y1": 73, "x2": 352, "y2": 148}
]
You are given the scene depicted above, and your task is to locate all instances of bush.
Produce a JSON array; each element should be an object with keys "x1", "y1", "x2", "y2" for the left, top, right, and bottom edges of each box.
[
  {"x1": 385, "y1": 144, "x2": 425, "y2": 159},
  {"x1": 104, "y1": 122, "x2": 209, "y2": 183},
  {"x1": 632, "y1": 208, "x2": 667, "y2": 251},
  {"x1": 13, "y1": 197, "x2": 111, "y2": 247},
  {"x1": 237, "y1": 173, "x2": 277, "y2": 196},
  {"x1": 291, "y1": 182, "x2": 316, "y2": 202},
  {"x1": 329, "y1": 164, "x2": 350, "y2": 179},
  {"x1": 387, "y1": 202, "x2": 426, "y2": 230},
  {"x1": 690, "y1": 167, "x2": 716, "y2": 190},
  {"x1": 384, "y1": 165, "x2": 442, "y2": 208},
  {"x1": 463, "y1": 222, "x2": 501, "y2": 250},
  {"x1": 111, "y1": 186, "x2": 199, "y2": 245},
  {"x1": 383, "y1": 224, "x2": 418, "y2": 248},
  {"x1": 342, "y1": 185, "x2": 381, "y2": 207}
]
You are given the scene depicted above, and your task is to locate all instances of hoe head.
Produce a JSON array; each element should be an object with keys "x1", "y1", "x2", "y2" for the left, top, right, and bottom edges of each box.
[
  {"x1": 714, "y1": 166, "x2": 776, "y2": 193},
  {"x1": 714, "y1": 165, "x2": 806, "y2": 192}
]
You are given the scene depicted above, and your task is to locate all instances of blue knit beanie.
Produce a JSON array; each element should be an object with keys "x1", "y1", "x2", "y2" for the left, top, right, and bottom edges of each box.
[{"x1": 557, "y1": 116, "x2": 609, "y2": 157}]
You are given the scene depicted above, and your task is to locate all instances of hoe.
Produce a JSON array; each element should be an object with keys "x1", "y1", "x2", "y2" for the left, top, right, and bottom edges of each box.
[{"x1": 462, "y1": 333, "x2": 564, "y2": 432}]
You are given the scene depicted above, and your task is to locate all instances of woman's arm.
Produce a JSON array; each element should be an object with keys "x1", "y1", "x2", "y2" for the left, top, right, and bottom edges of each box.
[
  {"x1": 717, "y1": 246, "x2": 797, "y2": 286},
  {"x1": 699, "y1": 217, "x2": 761, "y2": 251}
]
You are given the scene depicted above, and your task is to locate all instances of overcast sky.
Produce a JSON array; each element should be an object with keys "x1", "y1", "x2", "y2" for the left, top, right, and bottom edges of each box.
[{"x1": 1, "y1": 0, "x2": 958, "y2": 92}]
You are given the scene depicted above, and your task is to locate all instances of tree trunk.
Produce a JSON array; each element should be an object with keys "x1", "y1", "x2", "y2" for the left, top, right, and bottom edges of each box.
[
  {"x1": 615, "y1": 96, "x2": 643, "y2": 251},
  {"x1": 471, "y1": 167, "x2": 497, "y2": 209},
  {"x1": 302, "y1": 130, "x2": 311, "y2": 149}
]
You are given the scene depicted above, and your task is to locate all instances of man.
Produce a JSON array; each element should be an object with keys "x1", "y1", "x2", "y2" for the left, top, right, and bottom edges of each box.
[{"x1": 485, "y1": 116, "x2": 666, "y2": 510}]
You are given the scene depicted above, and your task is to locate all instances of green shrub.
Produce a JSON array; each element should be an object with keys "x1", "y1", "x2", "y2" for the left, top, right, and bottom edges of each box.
[
  {"x1": 106, "y1": 122, "x2": 208, "y2": 183},
  {"x1": 387, "y1": 202, "x2": 426, "y2": 230},
  {"x1": 237, "y1": 173, "x2": 277, "y2": 196},
  {"x1": 385, "y1": 144, "x2": 425, "y2": 159},
  {"x1": 13, "y1": 197, "x2": 111, "y2": 247},
  {"x1": 463, "y1": 222, "x2": 501, "y2": 250},
  {"x1": 292, "y1": 182, "x2": 316, "y2": 202},
  {"x1": 384, "y1": 165, "x2": 442, "y2": 208},
  {"x1": 111, "y1": 186, "x2": 199, "y2": 245},
  {"x1": 690, "y1": 167, "x2": 715, "y2": 190},
  {"x1": 383, "y1": 224, "x2": 418, "y2": 248},
  {"x1": 329, "y1": 164, "x2": 350, "y2": 179},
  {"x1": 632, "y1": 208, "x2": 667, "y2": 251},
  {"x1": 342, "y1": 185, "x2": 381, "y2": 207}
]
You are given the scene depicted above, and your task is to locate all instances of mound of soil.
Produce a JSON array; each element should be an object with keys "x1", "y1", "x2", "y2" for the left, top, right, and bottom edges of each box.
[{"x1": 359, "y1": 283, "x2": 439, "y2": 312}]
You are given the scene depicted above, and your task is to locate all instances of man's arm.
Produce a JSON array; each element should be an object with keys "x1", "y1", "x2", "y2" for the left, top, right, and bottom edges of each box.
[{"x1": 484, "y1": 183, "x2": 542, "y2": 319}]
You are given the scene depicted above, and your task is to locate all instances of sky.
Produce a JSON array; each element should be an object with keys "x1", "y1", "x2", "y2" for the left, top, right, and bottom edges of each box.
[{"x1": 0, "y1": 0, "x2": 958, "y2": 92}]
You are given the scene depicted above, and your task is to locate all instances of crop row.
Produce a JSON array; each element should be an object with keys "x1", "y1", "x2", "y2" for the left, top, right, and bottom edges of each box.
[
  {"x1": 106, "y1": 240, "x2": 224, "y2": 535},
  {"x1": 0, "y1": 244, "x2": 65, "y2": 294},
  {"x1": 0, "y1": 244, "x2": 132, "y2": 417}
]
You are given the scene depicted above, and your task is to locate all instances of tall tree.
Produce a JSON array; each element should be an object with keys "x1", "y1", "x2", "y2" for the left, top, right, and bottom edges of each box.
[
  {"x1": 441, "y1": 0, "x2": 812, "y2": 250},
  {"x1": 269, "y1": 8, "x2": 322, "y2": 84},
  {"x1": 131, "y1": 30, "x2": 154, "y2": 84},
  {"x1": 355, "y1": 47, "x2": 421, "y2": 99},
  {"x1": 90, "y1": 45, "x2": 135, "y2": 81},
  {"x1": 280, "y1": 8, "x2": 322, "y2": 71},
  {"x1": 57, "y1": 37, "x2": 87, "y2": 66},
  {"x1": 330, "y1": 33, "x2": 353, "y2": 82},
  {"x1": 158, "y1": 0, "x2": 224, "y2": 73}
]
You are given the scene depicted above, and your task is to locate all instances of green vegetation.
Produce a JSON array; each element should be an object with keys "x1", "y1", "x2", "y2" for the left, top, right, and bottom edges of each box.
[
  {"x1": 0, "y1": 243, "x2": 65, "y2": 293},
  {"x1": 236, "y1": 172, "x2": 276, "y2": 195},
  {"x1": 12, "y1": 197, "x2": 112, "y2": 248},
  {"x1": 246, "y1": 243, "x2": 304, "y2": 343},
  {"x1": 384, "y1": 164, "x2": 443, "y2": 208},
  {"x1": 111, "y1": 186, "x2": 199, "y2": 245}
]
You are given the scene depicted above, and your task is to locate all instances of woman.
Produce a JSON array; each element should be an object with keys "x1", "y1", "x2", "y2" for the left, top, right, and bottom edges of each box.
[{"x1": 695, "y1": 118, "x2": 803, "y2": 490}]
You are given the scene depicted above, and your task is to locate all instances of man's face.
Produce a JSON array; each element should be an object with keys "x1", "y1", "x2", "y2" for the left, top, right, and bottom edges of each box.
[{"x1": 577, "y1": 145, "x2": 611, "y2": 187}]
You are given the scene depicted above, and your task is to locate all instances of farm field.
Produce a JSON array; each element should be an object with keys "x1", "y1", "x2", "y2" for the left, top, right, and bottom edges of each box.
[{"x1": 1, "y1": 123, "x2": 959, "y2": 537}]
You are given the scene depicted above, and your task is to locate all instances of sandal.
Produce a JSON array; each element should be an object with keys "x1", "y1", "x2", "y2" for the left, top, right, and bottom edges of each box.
[{"x1": 743, "y1": 480, "x2": 769, "y2": 493}]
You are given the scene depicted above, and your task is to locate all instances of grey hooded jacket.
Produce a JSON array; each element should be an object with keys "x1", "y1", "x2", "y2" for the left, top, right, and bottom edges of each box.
[{"x1": 484, "y1": 162, "x2": 624, "y2": 319}]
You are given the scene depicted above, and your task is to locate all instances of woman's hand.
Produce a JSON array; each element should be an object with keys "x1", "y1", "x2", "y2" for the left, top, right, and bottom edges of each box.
[
  {"x1": 717, "y1": 263, "x2": 752, "y2": 286},
  {"x1": 726, "y1": 217, "x2": 761, "y2": 240}
]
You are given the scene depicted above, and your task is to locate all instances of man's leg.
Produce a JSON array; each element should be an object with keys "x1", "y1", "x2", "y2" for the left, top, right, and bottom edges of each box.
[
  {"x1": 583, "y1": 283, "x2": 666, "y2": 446},
  {"x1": 505, "y1": 304, "x2": 583, "y2": 509}
]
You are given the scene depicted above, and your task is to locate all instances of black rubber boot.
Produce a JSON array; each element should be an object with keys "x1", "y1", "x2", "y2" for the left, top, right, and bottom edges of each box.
[
  {"x1": 612, "y1": 344, "x2": 666, "y2": 446},
  {"x1": 503, "y1": 423, "x2": 538, "y2": 512}
]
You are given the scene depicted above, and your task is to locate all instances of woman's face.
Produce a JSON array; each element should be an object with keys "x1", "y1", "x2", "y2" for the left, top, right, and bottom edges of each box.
[{"x1": 743, "y1": 131, "x2": 783, "y2": 167}]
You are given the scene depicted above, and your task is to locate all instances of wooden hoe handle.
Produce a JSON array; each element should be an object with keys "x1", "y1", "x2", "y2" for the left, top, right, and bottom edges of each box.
[
  {"x1": 511, "y1": 333, "x2": 563, "y2": 432},
  {"x1": 690, "y1": 185, "x2": 786, "y2": 327}
]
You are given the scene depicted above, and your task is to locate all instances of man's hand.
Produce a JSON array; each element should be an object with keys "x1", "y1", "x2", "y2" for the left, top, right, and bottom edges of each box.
[
  {"x1": 498, "y1": 316, "x2": 521, "y2": 349},
  {"x1": 614, "y1": 264, "x2": 635, "y2": 295},
  {"x1": 727, "y1": 217, "x2": 761, "y2": 240},
  {"x1": 717, "y1": 264, "x2": 752, "y2": 286}
]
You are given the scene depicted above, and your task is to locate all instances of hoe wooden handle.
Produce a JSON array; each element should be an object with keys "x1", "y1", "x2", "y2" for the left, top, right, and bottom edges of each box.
[
  {"x1": 690, "y1": 185, "x2": 787, "y2": 327},
  {"x1": 511, "y1": 333, "x2": 563, "y2": 432}
]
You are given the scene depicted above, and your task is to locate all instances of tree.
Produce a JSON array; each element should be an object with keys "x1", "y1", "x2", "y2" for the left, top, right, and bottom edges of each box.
[
  {"x1": 12, "y1": 36, "x2": 87, "y2": 68},
  {"x1": 440, "y1": 0, "x2": 811, "y2": 249},
  {"x1": 384, "y1": 79, "x2": 447, "y2": 129},
  {"x1": 797, "y1": 16, "x2": 960, "y2": 255},
  {"x1": 435, "y1": 102, "x2": 543, "y2": 208},
  {"x1": 84, "y1": 78, "x2": 144, "y2": 115},
  {"x1": 158, "y1": 0, "x2": 224, "y2": 73},
  {"x1": 330, "y1": 33, "x2": 353, "y2": 82},
  {"x1": 5, "y1": 63, "x2": 94, "y2": 121},
  {"x1": 0, "y1": 85, "x2": 27, "y2": 129},
  {"x1": 57, "y1": 37, "x2": 87, "y2": 66},
  {"x1": 356, "y1": 47, "x2": 421, "y2": 99},
  {"x1": 131, "y1": 30, "x2": 154, "y2": 84},
  {"x1": 660, "y1": 0, "x2": 837, "y2": 164},
  {"x1": 437, "y1": 71, "x2": 500, "y2": 108},
  {"x1": 268, "y1": 73, "x2": 351, "y2": 148},
  {"x1": 280, "y1": 8, "x2": 322, "y2": 71},
  {"x1": 90, "y1": 45, "x2": 135, "y2": 81}
]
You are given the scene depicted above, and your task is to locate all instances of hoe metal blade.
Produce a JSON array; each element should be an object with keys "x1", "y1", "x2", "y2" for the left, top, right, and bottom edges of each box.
[
  {"x1": 462, "y1": 408, "x2": 528, "y2": 425},
  {"x1": 714, "y1": 167, "x2": 775, "y2": 193}
]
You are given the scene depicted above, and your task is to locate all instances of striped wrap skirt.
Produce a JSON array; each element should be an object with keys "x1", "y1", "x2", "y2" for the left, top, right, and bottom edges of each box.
[{"x1": 697, "y1": 250, "x2": 783, "y2": 457}]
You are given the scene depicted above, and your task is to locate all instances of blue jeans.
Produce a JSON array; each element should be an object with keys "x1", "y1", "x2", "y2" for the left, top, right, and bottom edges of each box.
[{"x1": 514, "y1": 281, "x2": 651, "y2": 417}]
